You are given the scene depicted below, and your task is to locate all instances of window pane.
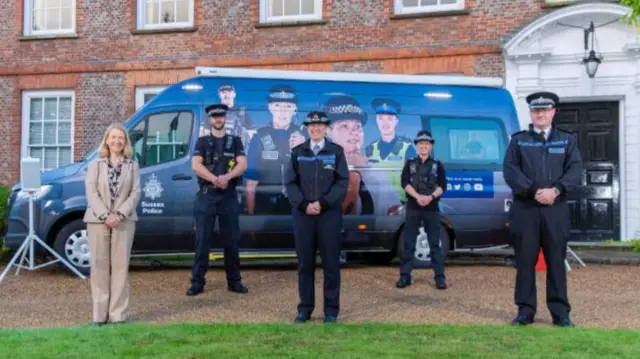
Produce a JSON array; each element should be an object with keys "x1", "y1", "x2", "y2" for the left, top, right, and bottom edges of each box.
[
  {"x1": 29, "y1": 123, "x2": 43, "y2": 145},
  {"x1": 176, "y1": 0, "x2": 189, "y2": 22},
  {"x1": 44, "y1": 98, "x2": 57, "y2": 120},
  {"x1": 30, "y1": 98, "x2": 43, "y2": 122},
  {"x1": 61, "y1": 0, "x2": 73, "y2": 7},
  {"x1": 58, "y1": 122, "x2": 72, "y2": 144},
  {"x1": 30, "y1": 148, "x2": 43, "y2": 163},
  {"x1": 160, "y1": 0, "x2": 176, "y2": 23},
  {"x1": 146, "y1": 0, "x2": 159, "y2": 25},
  {"x1": 44, "y1": 147, "x2": 58, "y2": 169},
  {"x1": 32, "y1": 9, "x2": 45, "y2": 31},
  {"x1": 403, "y1": 0, "x2": 418, "y2": 7},
  {"x1": 284, "y1": 0, "x2": 299, "y2": 16},
  {"x1": 144, "y1": 93, "x2": 158, "y2": 103},
  {"x1": 440, "y1": 0, "x2": 458, "y2": 4},
  {"x1": 46, "y1": 8, "x2": 61, "y2": 30},
  {"x1": 59, "y1": 147, "x2": 72, "y2": 166},
  {"x1": 420, "y1": 0, "x2": 437, "y2": 6},
  {"x1": 129, "y1": 120, "x2": 147, "y2": 165},
  {"x1": 43, "y1": 123, "x2": 57, "y2": 145},
  {"x1": 33, "y1": 0, "x2": 47, "y2": 10},
  {"x1": 59, "y1": 97, "x2": 72, "y2": 120},
  {"x1": 428, "y1": 117, "x2": 507, "y2": 170},
  {"x1": 300, "y1": 0, "x2": 314, "y2": 15},
  {"x1": 60, "y1": 7, "x2": 72, "y2": 29},
  {"x1": 45, "y1": 0, "x2": 61, "y2": 7},
  {"x1": 144, "y1": 111, "x2": 193, "y2": 166},
  {"x1": 270, "y1": 0, "x2": 283, "y2": 17}
]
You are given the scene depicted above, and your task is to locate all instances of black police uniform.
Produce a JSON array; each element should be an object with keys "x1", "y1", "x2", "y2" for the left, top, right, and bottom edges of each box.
[
  {"x1": 285, "y1": 111, "x2": 349, "y2": 323},
  {"x1": 249, "y1": 85, "x2": 304, "y2": 215},
  {"x1": 218, "y1": 83, "x2": 254, "y2": 149},
  {"x1": 503, "y1": 91, "x2": 583, "y2": 327},
  {"x1": 187, "y1": 104, "x2": 248, "y2": 296},
  {"x1": 397, "y1": 130, "x2": 447, "y2": 289}
]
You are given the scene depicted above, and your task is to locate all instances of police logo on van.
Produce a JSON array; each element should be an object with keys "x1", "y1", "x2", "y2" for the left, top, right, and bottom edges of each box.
[{"x1": 143, "y1": 173, "x2": 163, "y2": 200}]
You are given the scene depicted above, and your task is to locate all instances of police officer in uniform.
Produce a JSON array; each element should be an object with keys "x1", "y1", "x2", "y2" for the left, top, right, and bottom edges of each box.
[
  {"x1": 218, "y1": 83, "x2": 254, "y2": 150},
  {"x1": 187, "y1": 103, "x2": 249, "y2": 296},
  {"x1": 286, "y1": 111, "x2": 349, "y2": 324},
  {"x1": 244, "y1": 85, "x2": 306, "y2": 215},
  {"x1": 504, "y1": 91, "x2": 583, "y2": 327},
  {"x1": 396, "y1": 130, "x2": 447, "y2": 290},
  {"x1": 365, "y1": 98, "x2": 416, "y2": 162}
]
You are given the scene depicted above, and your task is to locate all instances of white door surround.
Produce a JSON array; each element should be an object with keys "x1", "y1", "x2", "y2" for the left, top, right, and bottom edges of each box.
[{"x1": 503, "y1": 2, "x2": 640, "y2": 241}]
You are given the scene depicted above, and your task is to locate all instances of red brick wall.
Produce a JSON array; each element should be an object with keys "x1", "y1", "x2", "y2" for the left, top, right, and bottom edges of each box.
[
  {"x1": 1, "y1": 0, "x2": 544, "y2": 75},
  {"x1": 0, "y1": 0, "x2": 547, "y2": 186}
]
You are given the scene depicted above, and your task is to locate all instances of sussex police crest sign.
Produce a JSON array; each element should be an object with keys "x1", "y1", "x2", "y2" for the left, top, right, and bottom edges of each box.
[{"x1": 143, "y1": 173, "x2": 163, "y2": 200}]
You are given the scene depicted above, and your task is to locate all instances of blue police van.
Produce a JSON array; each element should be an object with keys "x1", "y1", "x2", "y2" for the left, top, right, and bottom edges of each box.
[{"x1": 4, "y1": 67, "x2": 520, "y2": 275}]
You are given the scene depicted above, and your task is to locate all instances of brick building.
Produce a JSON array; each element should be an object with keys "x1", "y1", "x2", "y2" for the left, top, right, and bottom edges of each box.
[{"x1": 1, "y1": 0, "x2": 639, "y2": 240}]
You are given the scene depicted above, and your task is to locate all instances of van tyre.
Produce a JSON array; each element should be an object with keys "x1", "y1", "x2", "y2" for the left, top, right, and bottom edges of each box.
[
  {"x1": 53, "y1": 218, "x2": 91, "y2": 276},
  {"x1": 397, "y1": 223, "x2": 450, "y2": 269}
]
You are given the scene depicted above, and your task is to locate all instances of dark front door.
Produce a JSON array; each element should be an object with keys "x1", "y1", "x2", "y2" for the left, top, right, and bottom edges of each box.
[{"x1": 554, "y1": 101, "x2": 620, "y2": 241}]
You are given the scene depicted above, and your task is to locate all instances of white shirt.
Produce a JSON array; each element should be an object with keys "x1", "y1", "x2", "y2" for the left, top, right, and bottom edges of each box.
[
  {"x1": 533, "y1": 126, "x2": 551, "y2": 140},
  {"x1": 311, "y1": 138, "x2": 325, "y2": 152}
]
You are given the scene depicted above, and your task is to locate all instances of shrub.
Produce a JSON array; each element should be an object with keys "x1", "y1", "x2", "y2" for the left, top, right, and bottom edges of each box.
[{"x1": 0, "y1": 185, "x2": 10, "y2": 237}]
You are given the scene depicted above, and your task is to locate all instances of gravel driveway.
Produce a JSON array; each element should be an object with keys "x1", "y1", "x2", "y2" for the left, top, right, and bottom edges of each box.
[{"x1": 0, "y1": 261, "x2": 638, "y2": 329}]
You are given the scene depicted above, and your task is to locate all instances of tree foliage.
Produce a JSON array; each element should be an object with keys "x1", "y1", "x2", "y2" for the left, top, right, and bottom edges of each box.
[{"x1": 620, "y1": 0, "x2": 640, "y2": 27}]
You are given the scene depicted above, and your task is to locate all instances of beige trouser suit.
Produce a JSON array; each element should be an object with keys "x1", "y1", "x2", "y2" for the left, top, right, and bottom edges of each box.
[{"x1": 83, "y1": 158, "x2": 140, "y2": 323}]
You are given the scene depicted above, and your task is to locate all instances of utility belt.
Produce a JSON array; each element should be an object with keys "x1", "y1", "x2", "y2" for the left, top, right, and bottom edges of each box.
[
  {"x1": 414, "y1": 179, "x2": 437, "y2": 195},
  {"x1": 198, "y1": 182, "x2": 236, "y2": 195}
]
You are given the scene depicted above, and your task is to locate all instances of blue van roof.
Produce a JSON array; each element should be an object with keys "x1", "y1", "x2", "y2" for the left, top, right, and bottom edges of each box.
[
  {"x1": 194, "y1": 67, "x2": 504, "y2": 87},
  {"x1": 142, "y1": 67, "x2": 510, "y2": 111},
  {"x1": 138, "y1": 67, "x2": 518, "y2": 133}
]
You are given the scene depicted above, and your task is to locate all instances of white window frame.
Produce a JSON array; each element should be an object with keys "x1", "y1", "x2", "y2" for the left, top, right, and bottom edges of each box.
[
  {"x1": 394, "y1": 0, "x2": 465, "y2": 15},
  {"x1": 136, "y1": 0, "x2": 195, "y2": 30},
  {"x1": 259, "y1": 0, "x2": 323, "y2": 23},
  {"x1": 23, "y1": 0, "x2": 76, "y2": 36},
  {"x1": 135, "y1": 86, "x2": 168, "y2": 110},
  {"x1": 21, "y1": 90, "x2": 75, "y2": 171}
]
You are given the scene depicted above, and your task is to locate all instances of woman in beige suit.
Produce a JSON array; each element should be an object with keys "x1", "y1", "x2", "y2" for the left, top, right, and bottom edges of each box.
[{"x1": 84, "y1": 123, "x2": 140, "y2": 325}]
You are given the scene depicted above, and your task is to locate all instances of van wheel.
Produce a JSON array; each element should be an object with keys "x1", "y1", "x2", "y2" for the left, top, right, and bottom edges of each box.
[
  {"x1": 397, "y1": 224, "x2": 450, "y2": 269},
  {"x1": 53, "y1": 219, "x2": 91, "y2": 276}
]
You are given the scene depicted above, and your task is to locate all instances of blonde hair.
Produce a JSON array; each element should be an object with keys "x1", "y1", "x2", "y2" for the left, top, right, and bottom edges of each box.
[{"x1": 98, "y1": 123, "x2": 134, "y2": 159}]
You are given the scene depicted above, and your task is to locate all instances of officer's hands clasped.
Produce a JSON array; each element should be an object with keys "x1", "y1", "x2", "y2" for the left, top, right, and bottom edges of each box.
[
  {"x1": 305, "y1": 201, "x2": 321, "y2": 215},
  {"x1": 534, "y1": 188, "x2": 558, "y2": 206},
  {"x1": 416, "y1": 194, "x2": 432, "y2": 207}
]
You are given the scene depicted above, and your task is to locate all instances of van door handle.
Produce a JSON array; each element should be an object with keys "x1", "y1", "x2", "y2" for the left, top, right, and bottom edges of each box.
[{"x1": 172, "y1": 174, "x2": 192, "y2": 181}]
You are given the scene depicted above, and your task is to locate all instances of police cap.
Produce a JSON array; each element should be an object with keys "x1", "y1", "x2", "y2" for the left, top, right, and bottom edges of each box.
[
  {"x1": 323, "y1": 95, "x2": 367, "y2": 126},
  {"x1": 371, "y1": 98, "x2": 401, "y2": 116},
  {"x1": 218, "y1": 83, "x2": 235, "y2": 92},
  {"x1": 526, "y1": 91, "x2": 559, "y2": 110},
  {"x1": 205, "y1": 103, "x2": 228, "y2": 117},
  {"x1": 303, "y1": 111, "x2": 330, "y2": 126},
  {"x1": 414, "y1": 130, "x2": 435, "y2": 145},
  {"x1": 267, "y1": 85, "x2": 297, "y2": 104}
]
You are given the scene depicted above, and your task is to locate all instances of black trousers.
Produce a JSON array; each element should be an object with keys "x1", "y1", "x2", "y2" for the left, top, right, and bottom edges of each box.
[
  {"x1": 510, "y1": 200, "x2": 571, "y2": 319},
  {"x1": 190, "y1": 187, "x2": 242, "y2": 289},
  {"x1": 292, "y1": 208, "x2": 343, "y2": 318},
  {"x1": 400, "y1": 209, "x2": 445, "y2": 280}
]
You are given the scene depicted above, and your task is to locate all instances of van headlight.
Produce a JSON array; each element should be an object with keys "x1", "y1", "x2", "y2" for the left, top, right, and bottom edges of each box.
[{"x1": 16, "y1": 185, "x2": 53, "y2": 201}]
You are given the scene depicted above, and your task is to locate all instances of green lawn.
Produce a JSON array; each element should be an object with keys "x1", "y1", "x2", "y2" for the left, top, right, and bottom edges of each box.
[{"x1": 0, "y1": 323, "x2": 638, "y2": 358}]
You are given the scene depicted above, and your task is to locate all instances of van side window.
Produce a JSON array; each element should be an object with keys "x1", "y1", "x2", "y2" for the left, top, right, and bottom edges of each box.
[
  {"x1": 129, "y1": 111, "x2": 194, "y2": 168},
  {"x1": 426, "y1": 117, "x2": 507, "y2": 171}
]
